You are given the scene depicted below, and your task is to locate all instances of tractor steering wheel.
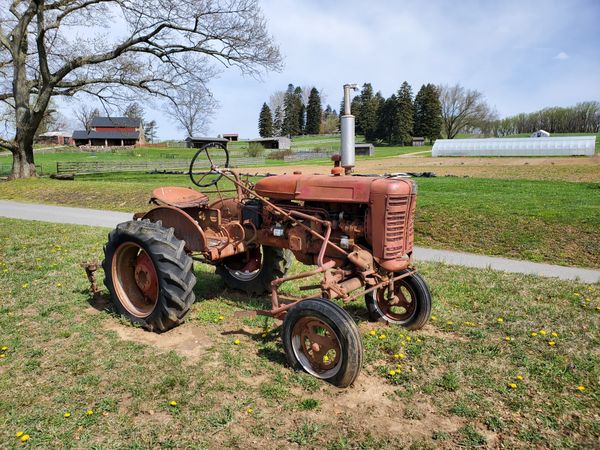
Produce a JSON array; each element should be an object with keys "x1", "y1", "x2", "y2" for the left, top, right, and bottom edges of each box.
[{"x1": 189, "y1": 142, "x2": 230, "y2": 188}]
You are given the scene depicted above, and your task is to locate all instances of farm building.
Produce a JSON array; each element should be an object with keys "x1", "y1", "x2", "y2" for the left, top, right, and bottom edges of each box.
[
  {"x1": 432, "y1": 136, "x2": 596, "y2": 157},
  {"x1": 412, "y1": 137, "x2": 425, "y2": 147},
  {"x1": 186, "y1": 136, "x2": 229, "y2": 149},
  {"x1": 249, "y1": 137, "x2": 291, "y2": 150},
  {"x1": 35, "y1": 131, "x2": 73, "y2": 146},
  {"x1": 355, "y1": 143, "x2": 375, "y2": 156},
  {"x1": 72, "y1": 117, "x2": 145, "y2": 147},
  {"x1": 223, "y1": 133, "x2": 239, "y2": 141}
]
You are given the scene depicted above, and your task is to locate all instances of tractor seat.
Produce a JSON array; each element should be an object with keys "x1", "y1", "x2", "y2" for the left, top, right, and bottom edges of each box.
[{"x1": 151, "y1": 186, "x2": 209, "y2": 209}]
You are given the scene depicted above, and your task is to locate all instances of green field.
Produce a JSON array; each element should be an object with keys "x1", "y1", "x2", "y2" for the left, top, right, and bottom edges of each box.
[{"x1": 0, "y1": 218, "x2": 598, "y2": 448}]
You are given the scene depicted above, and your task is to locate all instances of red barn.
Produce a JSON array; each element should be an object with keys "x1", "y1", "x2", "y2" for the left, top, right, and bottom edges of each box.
[{"x1": 73, "y1": 117, "x2": 145, "y2": 147}]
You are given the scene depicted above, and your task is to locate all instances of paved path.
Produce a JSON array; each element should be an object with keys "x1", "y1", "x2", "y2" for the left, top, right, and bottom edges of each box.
[{"x1": 1, "y1": 199, "x2": 599, "y2": 283}]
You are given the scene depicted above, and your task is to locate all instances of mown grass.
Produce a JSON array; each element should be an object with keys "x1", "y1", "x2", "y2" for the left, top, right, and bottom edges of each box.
[
  {"x1": 1, "y1": 173, "x2": 598, "y2": 268},
  {"x1": 0, "y1": 218, "x2": 598, "y2": 448}
]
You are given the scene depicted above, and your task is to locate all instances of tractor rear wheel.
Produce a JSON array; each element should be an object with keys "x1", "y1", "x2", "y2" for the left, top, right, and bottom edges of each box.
[
  {"x1": 365, "y1": 270, "x2": 432, "y2": 330},
  {"x1": 282, "y1": 299, "x2": 363, "y2": 388},
  {"x1": 216, "y1": 246, "x2": 292, "y2": 296},
  {"x1": 102, "y1": 219, "x2": 196, "y2": 332}
]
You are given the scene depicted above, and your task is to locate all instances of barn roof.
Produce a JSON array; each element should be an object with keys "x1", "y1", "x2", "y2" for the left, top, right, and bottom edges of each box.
[
  {"x1": 72, "y1": 130, "x2": 140, "y2": 140},
  {"x1": 90, "y1": 116, "x2": 141, "y2": 128}
]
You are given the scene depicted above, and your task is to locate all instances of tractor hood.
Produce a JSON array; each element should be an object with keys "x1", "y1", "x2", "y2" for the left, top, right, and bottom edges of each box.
[{"x1": 254, "y1": 173, "x2": 414, "y2": 203}]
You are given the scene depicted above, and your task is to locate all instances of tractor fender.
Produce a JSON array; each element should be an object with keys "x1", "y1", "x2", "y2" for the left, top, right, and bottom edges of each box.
[{"x1": 141, "y1": 206, "x2": 207, "y2": 252}]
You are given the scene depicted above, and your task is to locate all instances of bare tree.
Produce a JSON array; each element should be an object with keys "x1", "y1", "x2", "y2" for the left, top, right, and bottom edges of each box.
[
  {"x1": 74, "y1": 104, "x2": 100, "y2": 131},
  {"x1": 166, "y1": 84, "x2": 219, "y2": 137},
  {"x1": 0, "y1": 0, "x2": 281, "y2": 179},
  {"x1": 438, "y1": 84, "x2": 495, "y2": 138}
]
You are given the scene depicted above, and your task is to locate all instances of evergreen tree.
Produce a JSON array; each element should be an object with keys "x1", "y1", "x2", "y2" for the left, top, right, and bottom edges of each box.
[
  {"x1": 258, "y1": 103, "x2": 273, "y2": 137},
  {"x1": 294, "y1": 86, "x2": 304, "y2": 134},
  {"x1": 359, "y1": 83, "x2": 380, "y2": 142},
  {"x1": 305, "y1": 87, "x2": 322, "y2": 135},
  {"x1": 393, "y1": 81, "x2": 414, "y2": 145},
  {"x1": 377, "y1": 94, "x2": 397, "y2": 143},
  {"x1": 282, "y1": 84, "x2": 301, "y2": 136},
  {"x1": 413, "y1": 84, "x2": 442, "y2": 143},
  {"x1": 273, "y1": 105, "x2": 283, "y2": 136},
  {"x1": 144, "y1": 120, "x2": 158, "y2": 142}
]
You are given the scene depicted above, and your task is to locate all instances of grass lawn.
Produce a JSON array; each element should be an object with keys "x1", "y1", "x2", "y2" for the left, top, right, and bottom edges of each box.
[
  {"x1": 0, "y1": 218, "x2": 598, "y2": 448},
  {"x1": 1, "y1": 173, "x2": 598, "y2": 268}
]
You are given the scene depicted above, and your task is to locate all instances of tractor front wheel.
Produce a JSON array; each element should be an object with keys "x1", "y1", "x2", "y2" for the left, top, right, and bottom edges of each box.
[
  {"x1": 282, "y1": 299, "x2": 363, "y2": 388},
  {"x1": 216, "y1": 246, "x2": 292, "y2": 296},
  {"x1": 365, "y1": 269, "x2": 432, "y2": 330},
  {"x1": 102, "y1": 220, "x2": 196, "y2": 332}
]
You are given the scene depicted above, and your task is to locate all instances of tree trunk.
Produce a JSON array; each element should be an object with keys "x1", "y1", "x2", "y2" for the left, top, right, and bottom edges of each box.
[{"x1": 9, "y1": 133, "x2": 36, "y2": 179}]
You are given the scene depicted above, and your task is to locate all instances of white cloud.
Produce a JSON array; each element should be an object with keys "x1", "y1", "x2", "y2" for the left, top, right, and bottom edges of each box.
[{"x1": 554, "y1": 51, "x2": 569, "y2": 60}]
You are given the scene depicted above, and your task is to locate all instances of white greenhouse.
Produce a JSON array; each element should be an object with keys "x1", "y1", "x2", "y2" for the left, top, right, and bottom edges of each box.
[{"x1": 432, "y1": 136, "x2": 596, "y2": 157}]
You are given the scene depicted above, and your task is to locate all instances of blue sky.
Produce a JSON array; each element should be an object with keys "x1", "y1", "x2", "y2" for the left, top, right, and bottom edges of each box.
[{"x1": 142, "y1": 0, "x2": 600, "y2": 139}]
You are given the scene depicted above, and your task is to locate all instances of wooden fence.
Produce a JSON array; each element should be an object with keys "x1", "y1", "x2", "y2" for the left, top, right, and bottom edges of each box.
[{"x1": 56, "y1": 157, "x2": 266, "y2": 175}]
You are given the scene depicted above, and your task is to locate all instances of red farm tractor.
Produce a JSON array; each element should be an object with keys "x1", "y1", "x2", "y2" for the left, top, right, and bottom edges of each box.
[{"x1": 100, "y1": 84, "x2": 432, "y2": 387}]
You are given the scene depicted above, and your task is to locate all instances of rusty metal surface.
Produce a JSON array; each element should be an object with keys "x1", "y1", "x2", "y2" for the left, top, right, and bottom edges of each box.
[
  {"x1": 142, "y1": 206, "x2": 207, "y2": 252},
  {"x1": 151, "y1": 186, "x2": 209, "y2": 208}
]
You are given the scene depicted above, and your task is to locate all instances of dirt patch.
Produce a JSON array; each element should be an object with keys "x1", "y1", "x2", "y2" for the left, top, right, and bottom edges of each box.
[{"x1": 104, "y1": 321, "x2": 212, "y2": 364}]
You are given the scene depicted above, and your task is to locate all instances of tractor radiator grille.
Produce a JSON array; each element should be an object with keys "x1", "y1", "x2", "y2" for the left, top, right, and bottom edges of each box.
[{"x1": 383, "y1": 195, "x2": 409, "y2": 259}]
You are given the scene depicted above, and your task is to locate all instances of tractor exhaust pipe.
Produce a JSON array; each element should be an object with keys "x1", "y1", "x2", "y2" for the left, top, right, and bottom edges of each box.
[{"x1": 341, "y1": 83, "x2": 359, "y2": 174}]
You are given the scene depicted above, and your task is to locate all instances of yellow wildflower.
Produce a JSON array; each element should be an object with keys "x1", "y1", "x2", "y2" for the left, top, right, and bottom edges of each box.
[
  {"x1": 548, "y1": 341, "x2": 556, "y2": 346},
  {"x1": 406, "y1": 336, "x2": 412, "y2": 341},
  {"x1": 218, "y1": 315, "x2": 224, "y2": 321},
  {"x1": 56, "y1": 283, "x2": 62, "y2": 288},
  {"x1": 0, "y1": 354, "x2": 6, "y2": 358},
  {"x1": 16, "y1": 431, "x2": 24, "y2": 437},
  {"x1": 497, "y1": 317, "x2": 504, "y2": 323},
  {"x1": 389, "y1": 370, "x2": 396, "y2": 376},
  {"x1": 539, "y1": 329, "x2": 547, "y2": 336},
  {"x1": 369, "y1": 330, "x2": 376, "y2": 336},
  {"x1": 246, "y1": 407, "x2": 253, "y2": 414},
  {"x1": 234, "y1": 339, "x2": 240, "y2": 345},
  {"x1": 169, "y1": 401, "x2": 177, "y2": 406},
  {"x1": 577, "y1": 385, "x2": 585, "y2": 392},
  {"x1": 20, "y1": 435, "x2": 30, "y2": 442},
  {"x1": 530, "y1": 332, "x2": 538, "y2": 337},
  {"x1": 551, "y1": 332, "x2": 558, "y2": 337},
  {"x1": 22, "y1": 283, "x2": 28, "y2": 288},
  {"x1": 430, "y1": 315, "x2": 437, "y2": 321},
  {"x1": 508, "y1": 383, "x2": 517, "y2": 389},
  {"x1": 64, "y1": 412, "x2": 71, "y2": 418},
  {"x1": 1, "y1": 346, "x2": 7, "y2": 351},
  {"x1": 504, "y1": 336, "x2": 511, "y2": 342},
  {"x1": 323, "y1": 355, "x2": 329, "y2": 362},
  {"x1": 447, "y1": 321, "x2": 454, "y2": 325},
  {"x1": 516, "y1": 375, "x2": 524, "y2": 380},
  {"x1": 86, "y1": 409, "x2": 93, "y2": 415},
  {"x1": 379, "y1": 334, "x2": 386, "y2": 340}
]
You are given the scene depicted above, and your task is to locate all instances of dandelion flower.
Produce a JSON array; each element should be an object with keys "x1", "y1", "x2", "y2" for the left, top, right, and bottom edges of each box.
[
  {"x1": 548, "y1": 341, "x2": 556, "y2": 346},
  {"x1": 388, "y1": 370, "x2": 396, "y2": 376},
  {"x1": 246, "y1": 407, "x2": 253, "y2": 414},
  {"x1": 2, "y1": 268, "x2": 7, "y2": 273},
  {"x1": 398, "y1": 353, "x2": 406, "y2": 359},
  {"x1": 406, "y1": 336, "x2": 412, "y2": 341},
  {"x1": 369, "y1": 330, "x2": 376, "y2": 336},
  {"x1": 234, "y1": 339, "x2": 240, "y2": 345},
  {"x1": 447, "y1": 321, "x2": 454, "y2": 325},
  {"x1": 516, "y1": 375, "x2": 524, "y2": 380},
  {"x1": 393, "y1": 353, "x2": 400, "y2": 359},
  {"x1": 261, "y1": 333, "x2": 267, "y2": 338},
  {"x1": 169, "y1": 401, "x2": 177, "y2": 407},
  {"x1": 0, "y1": 354, "x2": 6, "y2": 358},
  {"x1": 430, "y1": 315, "x2": 437, "y2": 321},
  {"x1": 379, "y1": 334, "x2": 386, "y2": 340},
  {"x1": 1, "y1": 346, "x2": 7, "y2": 351},
  {"x1": 22, "y1": 283, "x2": 28, "y2": 288},
  {"x1": 497, "y1": 317, "x2": 504, "y2": 323},
  {"x1": 504, "y1": 336, "x2": 511, "y2": 341},
  {"x1": 416, "y1": 338, "x2": 422, "y2": 343},
  {"x1": 64, "y1": 412, "x2": 71, "y2": 418},
  {"x1": 530, "y1": 332, "x2": 538, "y2": 337},
  {"x1": 16, "y1": 431, "x2": 24, "y2": 437},
  {"x1": 218, "y1": 315, "x2": 224, "y2": 321},
  {"x1": 56, "y1": 283, "x2": 62, "y2": 288},
  {"x1": 20, "y1": 435, "x2": 30, "y2": 442},
  {"x1": 539, "y1": 329, "x2": 547, "y2": 336},
  {"x1": 508, "y1": 383, "x2": 517, "y2": 389},
  {"x1": 86, "y1": 409, "x2": 93, "y2": 415},
  {"x1": 577, "y1": 385, "x2": 585, "y2": 392},
  {"x1": 551, "y1": 332, "x2": 558, "y2": 337},
  {"x1": 323, "y1": 355, "x2": 329, "y2": 362}
]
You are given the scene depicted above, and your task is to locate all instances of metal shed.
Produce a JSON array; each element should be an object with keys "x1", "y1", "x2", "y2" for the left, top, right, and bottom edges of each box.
[
  {"x1": 249, "y1": 137, "x2": 291, "y2": 150},
  {"x1": 432, "y1": 136, "x2": 596, "y2": 157}
]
